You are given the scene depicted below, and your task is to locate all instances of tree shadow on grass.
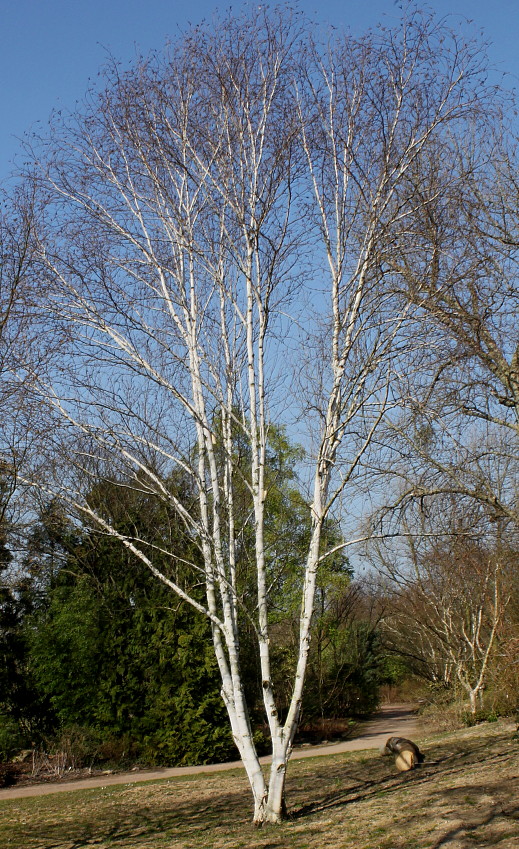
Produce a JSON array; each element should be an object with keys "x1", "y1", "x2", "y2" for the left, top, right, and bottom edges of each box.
[
  {"x1": 286, "y1": 733, "x2": 519, "y2": 847},
  {"x1": 290, "y1": 733, "x2": 517, "y2": 821},
  {"x1": 397, "y1": 777, "x2": 519, "y2": 848},
  {"x1": 2, "y1": 730, "x2": 517, "y2": 848},
  {"x1": 429, "y1": 791, "x2": 519, "y2": 847},
  {"x1": 1, "y1": 784, "x2": 252, "y2": 849}
]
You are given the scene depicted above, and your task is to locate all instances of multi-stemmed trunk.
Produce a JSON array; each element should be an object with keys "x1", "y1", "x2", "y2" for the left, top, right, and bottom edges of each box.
[
  {"x1": 22, "y1": 3, "x2": 493, "y2": 827},
  {"x1": 210, "y1": 508, "x2": 327, "y2": 824}
]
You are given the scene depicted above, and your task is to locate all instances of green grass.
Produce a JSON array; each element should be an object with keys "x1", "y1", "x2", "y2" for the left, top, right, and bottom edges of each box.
[{"x1": 0, "y1": 721, "x2": 518, "y2": 849}]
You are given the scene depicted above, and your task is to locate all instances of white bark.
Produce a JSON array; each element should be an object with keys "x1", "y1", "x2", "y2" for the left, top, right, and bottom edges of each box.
[{"x1": 22, "y1": 7, "x2": 494, "y2": 823}]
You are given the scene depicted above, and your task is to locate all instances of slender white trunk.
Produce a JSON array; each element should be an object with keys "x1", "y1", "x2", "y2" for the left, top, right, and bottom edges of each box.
[
  {"x1": 468, "y1": 688, "x2": 478, "y2": 716},
  {"x1": 265, "y1": 733, "x2": 289, "y2": 823}
]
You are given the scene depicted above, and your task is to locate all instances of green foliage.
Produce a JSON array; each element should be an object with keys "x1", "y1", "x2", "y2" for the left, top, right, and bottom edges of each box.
[
  {"x1": 1, "y1": 428, "x2": 390, "y2": 768},
  {"x1": 0, "y1": 504, "x2": 50, "y2": 733},
  {"x1": 0, "y1": 714, "x2": 27, "y2": 761},
  {"x1": 461, "y1": 709, "x2": 499, "y2": 727},
  {"x1": 304, "y1": 618, "x2": 383, "y2": 719},
  {"x1": 144, "y1": 712, "x2": 234, "y2": 766},
  {"x1": 19, "y1": 481, "x2": 235, "y2": 766},
  {"x1": 48, "y1": 725, "x2": 103, "y2": 768},
  {"x1": 379, "y1": 654, "x2": 411, "y2": 686},
  {"x1": 26, "y1": 577, "x2": 101, "y2": 726}
]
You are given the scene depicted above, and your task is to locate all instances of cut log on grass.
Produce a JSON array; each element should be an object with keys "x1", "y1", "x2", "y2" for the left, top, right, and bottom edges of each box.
[{"x1": 381, "y1": 737, "x2": 425, "y2": 771}]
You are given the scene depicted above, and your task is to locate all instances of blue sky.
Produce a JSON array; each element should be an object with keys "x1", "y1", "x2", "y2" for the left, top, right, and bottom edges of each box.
[{"x1": 1, "y1": 0, "x2": 518, "y2": 184}]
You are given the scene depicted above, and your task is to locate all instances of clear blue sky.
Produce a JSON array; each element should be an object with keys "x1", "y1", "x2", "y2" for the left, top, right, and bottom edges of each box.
[{"x1": 1, "y1": 0, "x2": 518, "y2": 184}]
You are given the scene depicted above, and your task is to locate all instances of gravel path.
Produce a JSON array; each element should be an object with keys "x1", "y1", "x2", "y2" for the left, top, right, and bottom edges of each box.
[{"x1": 0, "y1": 702, "x2": 420, "y2": 800}]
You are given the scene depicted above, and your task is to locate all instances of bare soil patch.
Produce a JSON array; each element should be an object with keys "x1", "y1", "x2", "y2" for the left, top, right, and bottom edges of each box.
[{"x1": 0, "y1": 720, "x2": 517, "y2": 849}]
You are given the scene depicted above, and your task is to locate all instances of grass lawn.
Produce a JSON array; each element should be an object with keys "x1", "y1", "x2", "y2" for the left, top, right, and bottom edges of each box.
[{"x1": 0, "y1": 721, "x2": 518, "y2": 849}]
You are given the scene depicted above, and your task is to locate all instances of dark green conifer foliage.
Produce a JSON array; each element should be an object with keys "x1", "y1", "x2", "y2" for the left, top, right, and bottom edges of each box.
[
  {"x1": 23, "y1": 481, "x2": 235, "y2": 765},
  {"x1": 3, "y1": 430, "x2": 386, "y2": 765}
]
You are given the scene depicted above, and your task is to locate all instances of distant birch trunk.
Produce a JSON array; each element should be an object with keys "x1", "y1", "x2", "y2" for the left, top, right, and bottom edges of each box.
[
  {"x1": 371, "y1": 509, "x2": 506, "y2": 717},
  {"x1": 23, "y1": 6, "x2": 495, "y2": 823}
]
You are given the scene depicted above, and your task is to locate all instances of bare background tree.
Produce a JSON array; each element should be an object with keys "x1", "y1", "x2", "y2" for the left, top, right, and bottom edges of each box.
[
  {"x1": 376, "y1": 93, "x2": 519, "y2": 527},
  {"x1": 369, "y1": 498, "x2": 511, "y2": 715},
  {"x1": 0, "y1": 186, "x2": 53, "y2": 566}
]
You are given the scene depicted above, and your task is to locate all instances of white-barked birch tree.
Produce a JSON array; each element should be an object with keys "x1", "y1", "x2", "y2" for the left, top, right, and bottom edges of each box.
[{"x1": 23, "y1": 6, "x2": 496, "y2": 822}]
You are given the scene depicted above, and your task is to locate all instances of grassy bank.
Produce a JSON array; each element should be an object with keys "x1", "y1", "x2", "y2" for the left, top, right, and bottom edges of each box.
[{"x1": 0, "y1": 721, "x2": 517, "y2": 849}]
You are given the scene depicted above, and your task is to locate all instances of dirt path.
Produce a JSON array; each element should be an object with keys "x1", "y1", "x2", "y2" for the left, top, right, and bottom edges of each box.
[{"x1": 0, "y1": 703, "x2": 419, "y2": 801}]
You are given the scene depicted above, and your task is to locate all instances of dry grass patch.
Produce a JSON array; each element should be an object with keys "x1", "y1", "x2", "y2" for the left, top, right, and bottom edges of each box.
[{"x1": 0, "y1": 721, "x2": 517, "y2": 849}]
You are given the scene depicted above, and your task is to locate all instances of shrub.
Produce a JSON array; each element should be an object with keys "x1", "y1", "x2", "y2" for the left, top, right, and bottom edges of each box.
[
  {"x1": 50, "y1": 725, "x2": 102, "y2": 769},
  {"x1": 0, "y1": 715, "x2": 28, "y2": 762}
]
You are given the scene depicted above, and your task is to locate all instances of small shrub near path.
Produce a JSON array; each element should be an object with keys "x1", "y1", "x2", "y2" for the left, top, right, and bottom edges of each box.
[{"x1": 0, "y1": 721, "x2": 517, "y2": 849}]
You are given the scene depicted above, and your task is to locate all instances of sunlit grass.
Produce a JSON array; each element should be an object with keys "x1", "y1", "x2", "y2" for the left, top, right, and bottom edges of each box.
[{"x1": 0, "y1": 722, "x2": 517, "y2": 849}]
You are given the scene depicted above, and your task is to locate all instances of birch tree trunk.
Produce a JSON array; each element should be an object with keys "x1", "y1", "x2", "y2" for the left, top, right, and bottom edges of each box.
[{"x1": 20, "y1": 6, "x2": 498, "y2": 823}]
